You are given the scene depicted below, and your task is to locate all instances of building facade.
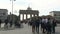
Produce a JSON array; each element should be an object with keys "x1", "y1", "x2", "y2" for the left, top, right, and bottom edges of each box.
[
  {"x1": 0, "y1": 9, "x2": 8, "y2": 22},
  {"x1": 50, "y1": 11, "x2": 60, "y2": 23},
  {"x1": 19, "y1": 7, "x2": 39, "y2": 22}
]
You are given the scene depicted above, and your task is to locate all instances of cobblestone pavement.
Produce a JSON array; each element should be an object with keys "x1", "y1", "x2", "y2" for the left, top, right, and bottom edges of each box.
[{"x1": 0, "y1": 23, "x2": 60, "y2": 34}]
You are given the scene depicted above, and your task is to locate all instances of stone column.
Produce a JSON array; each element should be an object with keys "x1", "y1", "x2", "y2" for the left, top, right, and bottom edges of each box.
[
  {"x1": 33, "y1": 14, "x2": 35, "y2": 17},
  {"x1": 26, "y1": 14, "x2": 28, "y2": 20},
  {"x1": 37, "y1": 14, "x2": 39, "y2": 16},
  {"x1": 23, "y1": 14, "x2": 24, "y2": 20},
  {"x1": 30, "y1": 14, "x2": 32, "y2": 20}
]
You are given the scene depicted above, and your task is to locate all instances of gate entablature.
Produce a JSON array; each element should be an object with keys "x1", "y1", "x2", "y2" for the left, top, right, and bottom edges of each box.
[{"x1": 20, "y1": 10, "x2": 39, "y2": 14}]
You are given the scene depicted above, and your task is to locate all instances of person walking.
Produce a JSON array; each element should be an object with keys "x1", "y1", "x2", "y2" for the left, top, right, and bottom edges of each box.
[
  {"x1": 4, "y1": 19, "x2": 8, "y2": 29},
  {"x1": 14, "y1": 20, "x2": 17, "y2": 27},
  {"x1": 32, "y1": 21, "x2": 35, "y2": 33},
  {"x1": 40, "y1": 18, "x2": 43, "y2": 31},
  {"x1": 46, "y1": 18, "x2": 52, "y2": 34},
  {"x1": 52, "y1": 19, "x2": 57, "y2": 33},
  {"x1": 41, "y1": 18, "x2": 45, "y2": 33},
  {"x1": 41, "y1": 18, "x2": 48, "y2": 33},
  {"x1": 35, "y1": 17, "x2": 40, "y2": 34},
  {"x1": 31, "y1": 18, "x2": 36, "y2": 34},
  {"x1": 9, "y1": 20, "x2": 12, "y2": 27}
]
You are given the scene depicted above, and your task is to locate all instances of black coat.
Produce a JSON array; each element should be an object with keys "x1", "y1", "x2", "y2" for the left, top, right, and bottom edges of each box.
[
  {"x1": 35, "y1": 20, "x2": 40, "y2": 27},
  {"x1": 52, "y1": 20, "x2": 57, "y2": 27}
]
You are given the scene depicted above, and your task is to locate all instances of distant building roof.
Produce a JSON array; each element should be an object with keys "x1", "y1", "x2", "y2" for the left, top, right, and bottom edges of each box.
[
  {"x1": 0, "y1": 9, "x2": 8, "y2": 12},
  {"x1": 50, "y1": 11, "x2": 60, "y2": 13}
]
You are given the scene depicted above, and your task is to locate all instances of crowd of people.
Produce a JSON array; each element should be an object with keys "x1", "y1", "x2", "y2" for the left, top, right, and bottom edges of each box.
[
  {"x1": 0, "y1": 16, "x2": 57, "y2": 34},
  {"x1": 0, "y1": 19, "x2": 21, "y2": 29},
  {"x1": 28, "y1": 17, "x2": 57, "y2": 34}
]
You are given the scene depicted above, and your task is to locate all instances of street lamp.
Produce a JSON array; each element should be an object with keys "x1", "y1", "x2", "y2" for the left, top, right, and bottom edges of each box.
[
  {"x1": 10, "y1": 0, "x2": 16, "y2": 14},
  {"x1": 10, "y1": 0, "x2": 16, "y2": 28}
]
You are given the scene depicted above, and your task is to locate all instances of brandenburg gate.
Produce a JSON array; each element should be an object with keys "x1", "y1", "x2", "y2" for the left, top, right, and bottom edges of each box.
[{"x1": 19, "y1": 7, "x2": 39, "y2": 21}]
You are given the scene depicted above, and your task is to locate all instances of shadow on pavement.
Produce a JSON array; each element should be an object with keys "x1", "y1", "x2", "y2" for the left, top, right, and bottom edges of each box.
[{"x1": 55, "y1": 32, "x2": 60, "y2": 34}]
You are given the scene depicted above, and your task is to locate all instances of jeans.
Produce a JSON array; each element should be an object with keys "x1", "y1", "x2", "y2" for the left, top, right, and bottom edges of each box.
[{"x1": 36, "y1": 26, "x2": 39, "y2": 34}]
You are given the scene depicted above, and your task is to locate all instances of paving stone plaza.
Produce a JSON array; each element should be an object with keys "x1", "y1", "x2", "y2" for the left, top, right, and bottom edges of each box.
[{"x1": 0, "y1": 23, "x2": 60, "y2": 34}]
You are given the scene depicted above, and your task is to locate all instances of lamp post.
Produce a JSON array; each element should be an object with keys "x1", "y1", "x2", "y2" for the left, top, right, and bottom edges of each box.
[
  {"x1": 10, "y1": 0, "x2": 16, "y2": 28},
  {"x1": 10, "y1": 0, "x2": 16, "y2": 14}
]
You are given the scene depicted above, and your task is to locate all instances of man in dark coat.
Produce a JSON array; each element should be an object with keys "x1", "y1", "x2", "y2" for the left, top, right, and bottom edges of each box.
[
  {"x1": 52, "y1": 19, "x2": 57, "y2": 33},
  {"x1": 46, "y1": 18, "x2": 51, "y2": 34},
  {"x1": 31, "y1": 20, "x2": 36, "y2": 33},
  {"x1": 4, "y1": 19, "x2": 8, "y2": 29},
  {"x1": 35, "y1": 17, "x2": 40, "y2": 34}
]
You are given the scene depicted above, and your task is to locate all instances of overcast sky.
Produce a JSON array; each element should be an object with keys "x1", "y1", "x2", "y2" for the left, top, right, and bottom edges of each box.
[{"x1": 0, "y1": 0, "x2": 60, "y2": 16}]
